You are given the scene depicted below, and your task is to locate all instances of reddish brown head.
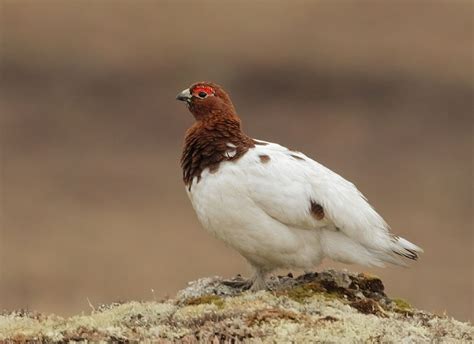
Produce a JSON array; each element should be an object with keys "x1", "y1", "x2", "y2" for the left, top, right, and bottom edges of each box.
[
  {"x1": 177, "y1": 82, "x2": 254, "y2": 188},
  {"x1": 176, "y1": 82, "x2": 237, "y2": 121}
]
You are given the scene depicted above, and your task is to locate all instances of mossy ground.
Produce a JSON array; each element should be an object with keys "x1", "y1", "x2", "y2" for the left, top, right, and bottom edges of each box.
[
  {"x1": 182, "y1": 295, "x2": 225, "y2": 309},
  {"x1": 0, "y1": 270, "x2": 472, "y2": 343}
]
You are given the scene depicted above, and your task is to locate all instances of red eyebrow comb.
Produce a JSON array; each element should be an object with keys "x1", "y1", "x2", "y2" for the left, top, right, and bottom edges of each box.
[{"x1": 193, "y1": 85, "x2": 215, "y2": 95}]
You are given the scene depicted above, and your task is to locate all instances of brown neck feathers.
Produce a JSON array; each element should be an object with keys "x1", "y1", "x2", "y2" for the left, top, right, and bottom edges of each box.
[{"x1": 181, "y1": 114, "x2": 254, "y2": 189}]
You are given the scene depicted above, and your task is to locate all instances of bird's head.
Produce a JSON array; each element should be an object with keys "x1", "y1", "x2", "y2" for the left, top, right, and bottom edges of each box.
[{"x1": 176, "y1": 82, "x2": 237, "y2": 121}]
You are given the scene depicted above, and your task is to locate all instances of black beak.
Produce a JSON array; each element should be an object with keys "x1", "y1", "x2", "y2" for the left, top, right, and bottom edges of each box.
[{"x1": 176, "y1": 88, "x2": 192, "y2": 102}]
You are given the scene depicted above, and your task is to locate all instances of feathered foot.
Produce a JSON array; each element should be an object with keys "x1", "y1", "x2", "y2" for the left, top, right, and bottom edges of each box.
[{"x1": 222, "y1": 267, "x2": 270, "y2": 291}]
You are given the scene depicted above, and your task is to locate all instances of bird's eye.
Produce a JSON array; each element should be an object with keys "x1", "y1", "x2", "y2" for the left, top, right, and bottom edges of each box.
[{"x1": 193, "y1": 85, "x2": 214, "y2": 98}]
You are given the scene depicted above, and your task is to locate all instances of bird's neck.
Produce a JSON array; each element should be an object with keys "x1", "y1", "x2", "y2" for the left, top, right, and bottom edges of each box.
[{"x1": 181, "y1": 115, "x2": 254, "y2": 189}]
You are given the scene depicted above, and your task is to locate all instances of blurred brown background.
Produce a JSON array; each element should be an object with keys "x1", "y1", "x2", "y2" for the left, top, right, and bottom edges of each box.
[{"x1": 0, "y1": 1, "x2": 472, "y2": 321}]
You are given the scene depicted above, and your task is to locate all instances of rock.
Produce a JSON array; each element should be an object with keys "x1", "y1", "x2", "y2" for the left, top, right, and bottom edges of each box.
[{"x1": 0, "y1": 270, "x2": 472, "y2": 343}]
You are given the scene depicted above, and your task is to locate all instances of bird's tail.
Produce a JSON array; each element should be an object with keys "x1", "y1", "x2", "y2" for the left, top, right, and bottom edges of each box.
[
  {"x1": 388, "y1": 235, "x2": 424, "y2": 263},
  {"x1": 320, "y1": 230, "x2": 423, "y2": 268}
]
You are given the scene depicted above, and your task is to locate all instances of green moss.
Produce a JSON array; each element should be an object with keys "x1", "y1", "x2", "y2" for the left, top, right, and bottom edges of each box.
[
  {"x1": 276, "y1": 281, "x2": 352, "y2": 304},
  {"x1": 278, "y1": 282, "x2": 327, "y2": 303},
  {"x1": 321, "y1": 291, "x2": 344, "y2": 301},
  {"x1": 392, "y1": 298, "x2": 413, "y2": 315},
  {"x1": 183, "y1": 295, "x2": 225, "y2": 309}
]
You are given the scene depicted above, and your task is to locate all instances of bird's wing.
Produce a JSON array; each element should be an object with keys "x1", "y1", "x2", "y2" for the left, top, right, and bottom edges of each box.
[{"x1": 243, "y1": 140, "x2": 422, "y2": 266}]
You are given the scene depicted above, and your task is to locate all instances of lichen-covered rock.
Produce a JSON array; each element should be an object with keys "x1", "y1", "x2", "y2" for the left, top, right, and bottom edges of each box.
[{"x1": 0, "y1": 270, "x2": 472, "y2": 343}]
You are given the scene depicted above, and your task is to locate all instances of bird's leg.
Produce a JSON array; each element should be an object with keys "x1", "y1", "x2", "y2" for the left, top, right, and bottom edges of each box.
[
  {"x1": 249, "y1": 267, "x2": 269, "y2": 291},
  {"x1": 221, "y1": 265, "x2": 270, "y2": 291}
]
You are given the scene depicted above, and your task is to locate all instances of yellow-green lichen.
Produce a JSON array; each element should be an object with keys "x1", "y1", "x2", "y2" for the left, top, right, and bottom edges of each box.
[
  {"x1": 320, "y1": 291, "x2": 346, "y2": 301},
  {"x1": 183, "y1": 294, "x2": 225, "y2": 309},
  {"x1": 0, "y1": 272, "x2": 472, "y2": 343},
  {"x1": 276, "y1": 282, "x2": 339, "y2": 303},
  {"x1": 392, "y1": 298, "x2": 414, "y2": 315}
]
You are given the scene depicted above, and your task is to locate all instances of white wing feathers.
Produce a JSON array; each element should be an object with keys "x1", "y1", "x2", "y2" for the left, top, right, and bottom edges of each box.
[{"x1": 246, "y1": 141, "x2": 423, "y2": 267}]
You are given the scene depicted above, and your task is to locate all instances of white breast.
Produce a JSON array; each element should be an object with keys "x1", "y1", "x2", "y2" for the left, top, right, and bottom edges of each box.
[{"x1": 186, "y1": 145, "x2": 324, "y2": 270}]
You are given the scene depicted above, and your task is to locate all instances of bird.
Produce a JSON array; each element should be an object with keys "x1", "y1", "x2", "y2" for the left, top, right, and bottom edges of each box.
[{"x1": 176, "y1": 81, "x2": 423, "y2": 291}]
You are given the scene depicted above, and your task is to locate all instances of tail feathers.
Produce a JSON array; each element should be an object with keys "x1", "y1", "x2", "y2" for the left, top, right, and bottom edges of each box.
[
  {"x1": 321, "y1": 230, "x2": 387, "y2": 267},
  {"x1": 390, "y1": 235, "x2": 424, "y2": 262},
  {"x1": 321, "y1": 230, "x2": 423, "y2": 268},
  {"x1": 375, "y1": 235, "x2": 423, "y2": 267}
]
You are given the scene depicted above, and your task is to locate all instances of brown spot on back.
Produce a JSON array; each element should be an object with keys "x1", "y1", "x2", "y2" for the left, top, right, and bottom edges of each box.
[
  {"x1": 290, "y1": 154, "x2": 305, "y2": 161},
  {"x1": 310, "y1": 200, "x2": 325, "y2": 220},
  {"x1": 259, "y1": 154, "x2": 271, "y2": 163}
]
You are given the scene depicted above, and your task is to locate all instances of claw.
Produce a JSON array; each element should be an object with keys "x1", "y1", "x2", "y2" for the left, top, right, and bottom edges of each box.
[{"x1": 222, "y1": 276, "x2": 253, "y2": 290}]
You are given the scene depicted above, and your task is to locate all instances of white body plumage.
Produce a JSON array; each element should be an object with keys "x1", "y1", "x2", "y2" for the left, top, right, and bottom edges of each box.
[{"x1": 187, "y1": 140, "x2": 422, "y2": 272}]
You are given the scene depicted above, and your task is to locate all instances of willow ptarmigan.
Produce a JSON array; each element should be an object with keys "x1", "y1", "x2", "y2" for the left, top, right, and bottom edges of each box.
[{"x1": 176, "y1": 81, "x2": 422, "y2": 291}]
